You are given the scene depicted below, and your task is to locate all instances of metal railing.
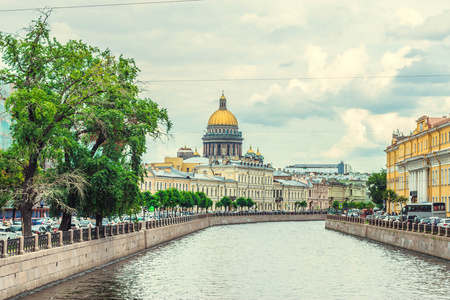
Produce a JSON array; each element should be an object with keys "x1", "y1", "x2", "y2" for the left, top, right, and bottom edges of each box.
[
  {"x1": 326, "y1": 215, "x2": 450, "y2": 237},
  {"x1": 1, "y1": 212, "x2": 323, "y2": 258},
  {"x1": 7, "y1": 238, "x2": 20, "y2": 256},
  {"x1": 23, "y1": 236, "x2": 35, "y2": 253},
  {"x1": 38, "y1": 234, "x2": 49, "y2": 250},
  {"x1": 63, "y1": 231, "x2": 71, "y2": 245},
  {"x1": 51, "y1": 232, "x2": 60, "y2": 247}
]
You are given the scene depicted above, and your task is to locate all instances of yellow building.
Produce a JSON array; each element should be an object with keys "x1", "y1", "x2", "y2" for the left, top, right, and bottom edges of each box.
[
  {"x1": 144, "y1": 152, "x2": 207, "y2": 173},
  {"x1": 385, "y1": 115, "x2": 450, "y2": 215}
]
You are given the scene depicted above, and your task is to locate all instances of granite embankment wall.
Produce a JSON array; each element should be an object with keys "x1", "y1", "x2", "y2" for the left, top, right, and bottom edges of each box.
[
  {"x1": 326, "y1": 216, "x2": 450, "y2": 261},
  {"x1": 1, "y1": 213, "x2": 326, "y2": 299}
]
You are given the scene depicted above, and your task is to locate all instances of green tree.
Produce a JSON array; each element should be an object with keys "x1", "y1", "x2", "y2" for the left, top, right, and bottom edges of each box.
[
  {"x1": 192, "y1": 192, "x2": 200, "y2": 213},
  {"x1": 197, "y1": 193, "x2": 212, "y2": 213},
  {"x1": 155, "y1": 190, "x2": 169, "y2": 218},
  {"x1": 195, "y1": 191, "x2": 207, "y2": 212},
  {"x1": 396, "y1": 195, "x2": 408, "y2": 213},
  {"x1": 0, "y1": 16, "x2": 171, "y2": 236},
  {"x1": 300, "y1": 201, "x2": 307, "y2": 211},
  {"x1": 180, "y1": 191, "x2": 193, "y2": 214},
  {"x1": 215, "y1": 200, "x2": 223, "y2": 211},
  {"x1": 246, "y1": 198, "x2": 255, "y2": 210},
  {"x1": 167, "y1": 188, "x2": 182, "y2": 217},
  {"x1": 142, "y1": 191, "x2": 160, "y2": 217},
  {"x1": 236, "y1": 197, "x2": 247, "y2": 211},
  {"x1": 355, "y1": 202, "x2": 366, "y2": 210},
  {"x1": 205, "y1": 198, "x2": 213, "y2": 213},
  {"x1": 332, "y1": 200, "x2": 340, "y2": 210},
  {"x1": 342, "y1": 201, "x2": 350, "y2": 210},
  {"x1": 383, "y1": 189, "x2": 397, "y2": 213},
  {"x1": 367, "y1": 170, "x2": 387, "y2": 207},
  {"x1": 220, "y1": 196, "x2": 232, "y2": 212}
]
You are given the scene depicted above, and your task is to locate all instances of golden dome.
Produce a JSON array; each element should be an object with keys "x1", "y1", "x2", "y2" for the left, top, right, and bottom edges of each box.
[
  {"x1": 194, "y1": 148, "x2": 200, "y2": 157},
  {"x1": 207, "y1": 92, "x2": 238, "y2": 126},
  {"x1": 256, "y1": 147, "x2": 261, "y2": 156},
  {"x1": 208, "y1": 110, "x2": 238, "y2": 126},
  {"x1": 247, "y1": 145, "x2": 255, "y2": 154}
]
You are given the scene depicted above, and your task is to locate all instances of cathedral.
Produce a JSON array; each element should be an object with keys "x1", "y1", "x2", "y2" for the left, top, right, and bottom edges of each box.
[
  {"x1": 202, "y1": 92, "x2": 263, "y2": 163},
  {"x1": 202, "y1": 92, "x2": 243, "y2": 159}
]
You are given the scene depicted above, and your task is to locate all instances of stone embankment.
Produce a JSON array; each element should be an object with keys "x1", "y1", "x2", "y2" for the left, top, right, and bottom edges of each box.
[
  {"x1": 326, "y1": 215, "x2": 450, "y2": 261},
  {"x1": 1, "y1": 212, "x2": 326, "y2": 299}
]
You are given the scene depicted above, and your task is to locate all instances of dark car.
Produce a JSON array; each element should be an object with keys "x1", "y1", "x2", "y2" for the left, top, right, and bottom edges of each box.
[
  {"x1": 406, "y1": 215, "x2": 419, "y2": 223},
  {"x1": 419, "y1": 218, "x2": 432, "y2": 225}
]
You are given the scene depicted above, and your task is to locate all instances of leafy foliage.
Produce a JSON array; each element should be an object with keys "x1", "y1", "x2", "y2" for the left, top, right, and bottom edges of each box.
[
  {"x1": 367, "y1": 170, "x2": 387, "y2": 206},
  {"x1": 0, "y1": 15, "x2": 171, "y2": 235}
]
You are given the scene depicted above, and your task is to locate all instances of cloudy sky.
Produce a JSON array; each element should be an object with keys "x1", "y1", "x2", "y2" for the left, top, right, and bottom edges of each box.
[{"x1": 2, "y1": 0, "x2": 450, "y2": 173}]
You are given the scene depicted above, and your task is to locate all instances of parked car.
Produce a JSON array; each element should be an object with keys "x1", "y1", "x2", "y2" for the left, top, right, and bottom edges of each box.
[
  {"x1": 419, "y1": 218, "x2": 432, "y2": 225},
  {"x1": 437, "y1": 219, "x2": 450, "y2": 228},
  {"x1": 429, "y1": 217, "x2": 441, "y2": 226},
  {"x1": 80, "y1": 220, "x2": 94, "y2": 228},
  {"x1": 9, "y1": 225, "x2": 23, "y2": 235},
  {"x1": 31, "y1": 225, "x2": 53, "y2": 235},
  {"x1": 406, "y1": 215, "x2": 419, "y2": 223},
  {"x1": 0, "y1": 226, "x2": 20, "y2": 239}
]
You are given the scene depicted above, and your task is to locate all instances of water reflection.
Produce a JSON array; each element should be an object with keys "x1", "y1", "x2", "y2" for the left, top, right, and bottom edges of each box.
[{"x1": 20, "y1": 221, "x2": 450, "y2": 299}]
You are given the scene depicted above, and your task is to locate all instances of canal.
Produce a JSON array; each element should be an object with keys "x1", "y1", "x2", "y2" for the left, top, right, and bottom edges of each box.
[{"x1": 19, "y1": 221, "x2": 450, "y2": 299}]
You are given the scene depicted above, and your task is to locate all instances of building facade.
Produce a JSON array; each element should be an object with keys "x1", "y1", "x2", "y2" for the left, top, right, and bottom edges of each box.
[{"x1": 386, "y1": 115, "x2": 450, "y2": 215}]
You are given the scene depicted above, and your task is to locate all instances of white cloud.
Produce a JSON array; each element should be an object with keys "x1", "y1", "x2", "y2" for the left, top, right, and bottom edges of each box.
[
  {"x1": 366, "y1": 46, "x2": 422, "y2": 94},
  {"x1": 239, "y1": 3, "x2": 307, "y2": 32},
  {"x1": 396, "y1": 7, "x2": 425, "y2": 26},
  {"x1": 323, "y1": 109, "x2": 415, "y2": 159},
  {"x1": 391, "y1": 9, "x2": 450, "y2": 40},
  {"x1": 298, "y1": 45, "x2": 370, "y2": 97}
]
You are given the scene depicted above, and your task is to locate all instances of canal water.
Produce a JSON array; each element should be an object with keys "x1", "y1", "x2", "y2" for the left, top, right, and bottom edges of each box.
[{"x1": 20, "y1": 221, "x2": 450, "y2": 299}]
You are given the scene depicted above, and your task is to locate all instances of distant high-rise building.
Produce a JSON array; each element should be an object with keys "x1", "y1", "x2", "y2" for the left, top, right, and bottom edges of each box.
[
  {"x1": 285, "y1": 161, "x2": 353, "y2": 175},
  {"x1": 0, "y1": 82, "x2": 13, "y2": 149}
]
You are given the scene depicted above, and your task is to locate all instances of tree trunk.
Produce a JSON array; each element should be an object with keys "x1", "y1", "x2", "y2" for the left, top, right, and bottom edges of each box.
[
  {"x1": 20, "y1": 206, "x2": 33, "y2": 237},
  {"x1": 59, "y1": 212, "x2": 72, "y2": 231},
  {"x1": 95, "y1": 213, "x2": 103, "y2": 228}
]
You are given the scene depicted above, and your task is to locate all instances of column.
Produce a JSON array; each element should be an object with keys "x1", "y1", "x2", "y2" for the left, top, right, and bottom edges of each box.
[
  {"x1": 416, "y1": 170, "x2": 420, "y2": 202},
  {"x1": 423, "y1": 168, "x2": 428, "y2": 202}
]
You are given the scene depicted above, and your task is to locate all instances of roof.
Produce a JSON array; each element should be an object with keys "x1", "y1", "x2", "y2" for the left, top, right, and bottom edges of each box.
[
  {"x1": 273, "y1": 170, "x2": 290, "y2": 176},
  {"x1": 184, "y1": 157, "x2": 209, "y2": 164},
  {"x1": 207, "y1": 93, "x2": 238, "y2": 126},
  {"x1": 274, "y1": 179, "x2": 310, "y2": 187}
]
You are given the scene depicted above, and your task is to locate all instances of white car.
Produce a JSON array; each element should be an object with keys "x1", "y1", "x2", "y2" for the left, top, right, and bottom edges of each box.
[
  {"x1": 436, "y1": 219, "x2": 450, "y2": 228},
  {"x1": 0, "y1": 226, "x2": 20, "y2": 239}
]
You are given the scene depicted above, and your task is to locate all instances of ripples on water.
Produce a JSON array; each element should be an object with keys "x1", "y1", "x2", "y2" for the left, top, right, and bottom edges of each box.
[{"x1": 21, "y1": 221, "x2": 450, "y2": 299}]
